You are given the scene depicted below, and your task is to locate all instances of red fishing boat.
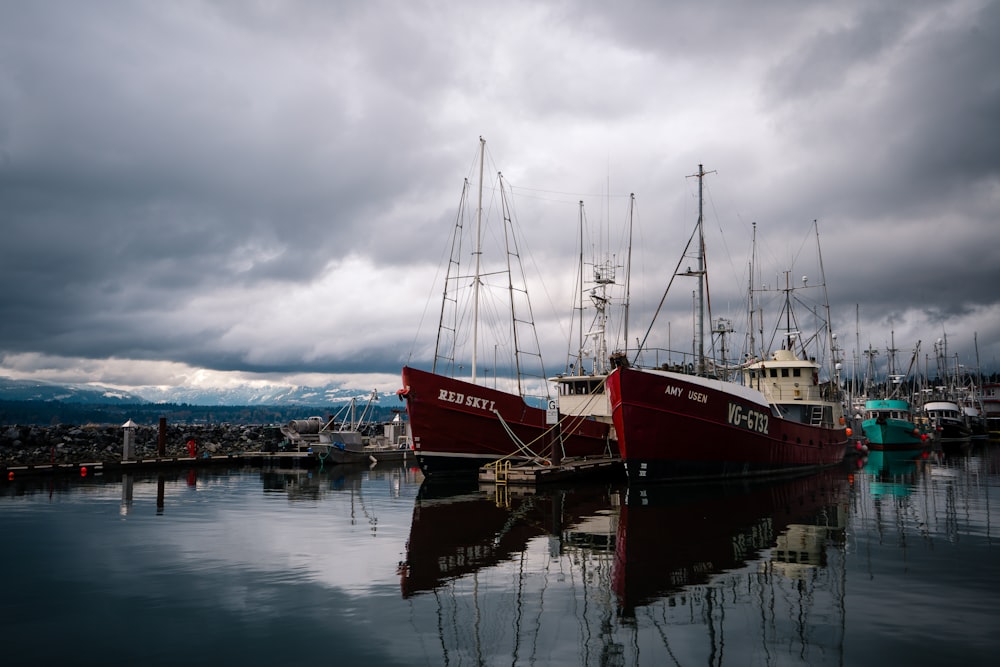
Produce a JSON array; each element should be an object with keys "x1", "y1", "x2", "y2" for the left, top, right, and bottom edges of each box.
[
  {"x1": 399, "y1": 365, "x2": 610, "y2": 475},
  {"x1": 607, "y1": 165, "x2": 848, "y2": 483},
  {"x1": 398, "y1": 139, "x2": 612, "y2": 476}
]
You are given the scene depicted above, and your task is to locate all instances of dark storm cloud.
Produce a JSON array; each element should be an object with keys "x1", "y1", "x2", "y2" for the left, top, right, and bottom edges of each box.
[{"x1": 0, "y1": 0, "x2": 997, "y2": 392}]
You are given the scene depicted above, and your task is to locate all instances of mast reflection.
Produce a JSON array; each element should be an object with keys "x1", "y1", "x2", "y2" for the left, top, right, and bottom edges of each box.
[{"x1": 613, "y1": 467, "x2": 850, "y2": 617}]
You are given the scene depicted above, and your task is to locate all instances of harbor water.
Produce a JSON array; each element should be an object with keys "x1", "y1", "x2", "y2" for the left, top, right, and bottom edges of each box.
[{"x1": 2, "y1": 443, "x2": 998, "y2": 666}]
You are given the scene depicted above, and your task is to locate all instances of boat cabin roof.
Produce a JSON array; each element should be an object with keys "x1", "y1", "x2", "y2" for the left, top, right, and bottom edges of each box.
[{"x1": 864, "y1": 399, "x2": 911, "y2": 410}]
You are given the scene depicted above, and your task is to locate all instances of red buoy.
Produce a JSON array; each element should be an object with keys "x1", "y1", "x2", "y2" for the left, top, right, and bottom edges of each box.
[{"x1": 80, "y1": 466, "x2": 88, "y2": 477}]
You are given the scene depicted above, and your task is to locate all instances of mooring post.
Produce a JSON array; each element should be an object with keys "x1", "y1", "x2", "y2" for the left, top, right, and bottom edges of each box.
[
  {"x1": 122, "y1": 419, "x2": 137, "y2": 461},
  {"x1": 158, "y1": 417, "x2": 166, "y2": 457}
]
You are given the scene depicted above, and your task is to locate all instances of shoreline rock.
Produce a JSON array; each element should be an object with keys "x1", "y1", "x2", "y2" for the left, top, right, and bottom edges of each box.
[{"x1": 1, "y1": 423, "x2": 285, "y2": 467}]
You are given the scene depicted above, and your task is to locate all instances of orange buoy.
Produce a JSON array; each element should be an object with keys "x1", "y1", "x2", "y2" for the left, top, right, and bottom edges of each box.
[
  {"x1": 845, "y1": 427, "x2": 852, "y2": 437},
  {"x1": 7, "y1": 471, "x2": 13, "y2": 481}
]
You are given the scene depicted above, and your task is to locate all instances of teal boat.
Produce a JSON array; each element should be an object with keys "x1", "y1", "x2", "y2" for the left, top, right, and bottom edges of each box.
[{"x1": 861, "y1": 399, "x2": 929, "y2": 451}]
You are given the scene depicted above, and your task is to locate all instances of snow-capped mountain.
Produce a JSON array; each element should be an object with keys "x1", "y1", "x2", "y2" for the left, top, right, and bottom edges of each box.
[
  {"x1": 135, "y1": 383, "x2": 381, "y2": 406},
  {"x1": 0, "y1": 377, "x2": 385, "y2": 407},
  {"x1": 0, "y1": 377, "x2": 144, "y2": 404}
]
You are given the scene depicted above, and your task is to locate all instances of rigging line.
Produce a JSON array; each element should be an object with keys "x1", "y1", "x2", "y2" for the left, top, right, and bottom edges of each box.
[
  {"x1": 509, "y1": 183, "x2": 635, "y2": 199},
  {"x1": 503, "y1": 179, "x2": 574, "y2": 366},
  {"x1": 789, "y1": 220, "x2": 815, "y2": 270},
  {"x1": 632, "y1": 215, "x2": 700, "y2": 364},
  {"x1": 489, "y1": 410, "x2": 549, "y2": 463},
  {"x1": 704, "y1": 178, "x2": 744, "y2": 300},
  {"x1": 415, "y1": 178, "x2": 470, "y2": 367}
]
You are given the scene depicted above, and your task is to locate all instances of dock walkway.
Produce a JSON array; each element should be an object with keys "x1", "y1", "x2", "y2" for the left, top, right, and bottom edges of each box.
[
  {"x1": 478, "y1": 456, "x2": 622, "y2": 487},
  {"x1": 3, "y1": 451, "x2": 319, "y2": 479}
]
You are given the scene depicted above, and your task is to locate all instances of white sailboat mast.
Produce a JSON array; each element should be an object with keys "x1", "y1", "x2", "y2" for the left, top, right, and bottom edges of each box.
[
  {"x1": 577, "y1": 200, "x2": 585, "y2": 376},
  {"x1": 624, "y1": 193, "x2": 634, "y2": 357},
  {"x1": 472, "y1": 136, "x2": 485, "y2": 382},
  {"x1": 748, "y1": 222, "x2": 757, "y2": 361}
]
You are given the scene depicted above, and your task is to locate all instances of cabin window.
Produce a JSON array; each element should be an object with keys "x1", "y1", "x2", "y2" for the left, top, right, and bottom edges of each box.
[
  {"x1": 781, "y1": 368, "x2": 789, "y2": 377},
  {"x1": 770, "y1": 369, "x2": 778, "y2": 378},
  {"x1": 793, "y1": 369, "x2": 801, "y2": 377}
]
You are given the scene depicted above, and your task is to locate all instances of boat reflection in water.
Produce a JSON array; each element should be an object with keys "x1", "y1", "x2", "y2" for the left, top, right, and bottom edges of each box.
[
  {"x1": 401, "y1": 463, "x2": 853, "y2": 665},
  {"x1": 856, "y1": 447, "x2": 930, "y2": 497},
  {"x1": 613, "y1": 468, "x2": 849, "y2": 617},
  {"x1": 608, "y1": 468, "x2": 852, "y2": 667},
  {"x1": 400, "y1": 478, "x2": 619, "y2": 598},
  {"x1": 400, "y1": 477, "x2": 626, "y2": 664}
]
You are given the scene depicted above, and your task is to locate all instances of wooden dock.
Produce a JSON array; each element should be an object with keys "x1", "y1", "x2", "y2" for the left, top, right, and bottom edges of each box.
[
  {"x1": 478, "y1": 456, "x2": 622, "y2": 486},
  {"x1": 3, "y1": 451, "x2": 318, "y2": 479}
]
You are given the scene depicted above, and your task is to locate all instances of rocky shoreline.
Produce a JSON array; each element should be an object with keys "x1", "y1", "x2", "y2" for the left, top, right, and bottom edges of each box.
[{"x1": 1, "y1": 423, "x2": 285, "y2": 468}]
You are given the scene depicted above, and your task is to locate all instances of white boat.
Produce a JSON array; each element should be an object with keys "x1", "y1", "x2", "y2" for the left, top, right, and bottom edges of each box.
[
  {"x1": 282, "y1": 391, "x2": 413, "y2": 465},
  {"x1": 550, "y1": 196, "x2": 636, "y2": 444}
]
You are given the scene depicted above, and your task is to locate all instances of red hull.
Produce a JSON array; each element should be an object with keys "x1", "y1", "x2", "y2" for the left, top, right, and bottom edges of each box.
[
  {"x1": 607, "y1": 366, "x2": 848, "y2": 482},
  {"x1": 399, "y1": 365, "x2": 613, "y2": 476}
]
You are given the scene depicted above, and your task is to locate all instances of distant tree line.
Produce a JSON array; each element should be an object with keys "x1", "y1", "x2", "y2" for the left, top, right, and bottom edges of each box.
[{"x1": 0, "y1": 401, "x2": 408, "y2": 427}]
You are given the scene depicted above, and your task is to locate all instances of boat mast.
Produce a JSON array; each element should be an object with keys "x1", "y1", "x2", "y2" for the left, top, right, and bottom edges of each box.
[
  {"x1": 695, "y1": 165, "x2": 706, "y2": 374},
  {"x1": 632, "y1": 165, "x2": 710, "y2": 368},
  {"x1": 472, "y1": 136, "x2": 485, "y2": 382},
  {"x1": 624, "y1": 193, "x2": 634, "y2": 359},
  {"x1": 432, "y1": 178, "x2": 469, "y2": 375},
  {"x1": 814, "y1": 220, "x2": 840, "y2": 389},
  {"x1": 577, "y1": 200, "x2": 585, "y2": 375},
  {"x1": 748, "y1": 222, "x2": 757, "y2": 361}
]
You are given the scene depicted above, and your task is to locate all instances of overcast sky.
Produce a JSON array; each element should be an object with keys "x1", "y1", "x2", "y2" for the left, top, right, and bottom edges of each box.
[{"x1": 1, "y1": 0, "x2": 998, "y2": 396}]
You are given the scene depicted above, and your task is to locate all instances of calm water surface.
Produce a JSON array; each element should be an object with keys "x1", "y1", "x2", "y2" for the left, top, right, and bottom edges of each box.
[{"x1": 2, "y1": 444, "x2": 998, "y2": 666}]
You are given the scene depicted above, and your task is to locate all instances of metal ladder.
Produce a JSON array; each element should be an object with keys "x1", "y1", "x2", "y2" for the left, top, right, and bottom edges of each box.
[{"x1": 810, "y1": 405, "x2": 825, "y2": 426}]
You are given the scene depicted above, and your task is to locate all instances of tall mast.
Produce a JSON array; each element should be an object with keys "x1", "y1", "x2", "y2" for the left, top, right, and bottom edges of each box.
[
  {"x1": 577, "y1": 200, "x2": 585, "y2": 375},
  {"x1": 748, "y1": 222, "x2": 757, "y2": 360},
  {"x1": 624, "y1": 193, "x2": 634, "y2": 358},
  {"x1": 696, "y1": 165, "x2": 706, "y2": 373},
  {"x1": 682, "y1": 165, "x2": 715, "y2": 374},
  {"x1": 888, "y1": 329, "x2": 898, "y2": 377},
  {"x1": 471, "y1": 136, "x2": 485, "y2": 382},
  {"x1": 814, "y1": 219, "x2": 839, "y2": 387}
]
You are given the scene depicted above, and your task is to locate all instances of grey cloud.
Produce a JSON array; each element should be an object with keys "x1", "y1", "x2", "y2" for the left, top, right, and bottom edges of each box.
[{"x1": 0, "y1": 0, "x2": 997, "y2": 390}]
